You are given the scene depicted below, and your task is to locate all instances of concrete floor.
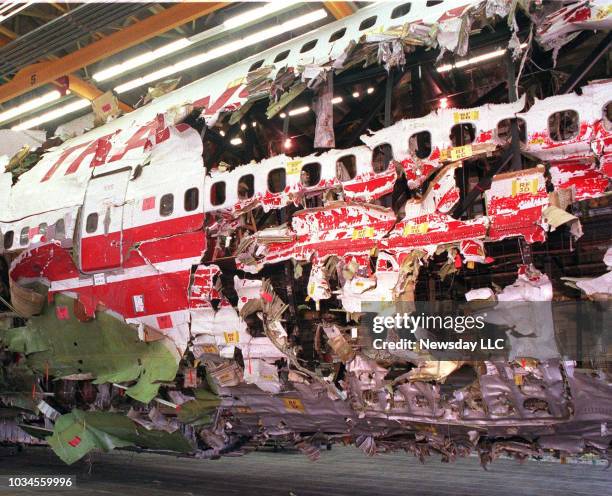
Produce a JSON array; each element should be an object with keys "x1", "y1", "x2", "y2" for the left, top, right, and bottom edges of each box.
[{"x1": 0, "y1": 446, "x2": 610, "y2": 496}]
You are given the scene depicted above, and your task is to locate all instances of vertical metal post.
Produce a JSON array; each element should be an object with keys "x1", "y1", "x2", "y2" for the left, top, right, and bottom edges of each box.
[
  {"x1": 411, "y1": 65, "x2": 423, "y2": 117},
  {"x1": 505, "y1": 51, "x2": 522, "y2": 172},
  {"x1": 384, "y1": 70, "x2": 393, "y2": 127}
]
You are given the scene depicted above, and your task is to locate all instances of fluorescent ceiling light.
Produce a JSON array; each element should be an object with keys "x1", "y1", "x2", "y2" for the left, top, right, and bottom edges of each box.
[
  {"x1": 12, "y1": 99, "x2": 90, "y2": 131},
  {"x1": 437, "y1": 43, "x2": 528, "y2": 73},
  {"x1": 0, "y1": 90, "x2": 62, "y2": 125},
  {"x1": 94, "y1": 1, "x2": 301, "y2": 83},
  {"x1": 115, "y1": 9, "x2": 328, "y2": 95},
  {"x1": 0, "y1": 1, "x2": 32, "y2": 23},
  {"x1": 230, "y1": 137, "x2": 242, "y2": 145},
  {"x1": 331, "y1": 96, "x2": 343, "y2": 104},
  {"x1": 288, "y1": 106, "x2": 310, "y2": 116},
  {"x1": 223, "y1": 1, "x2": 300, "y2": 30}
]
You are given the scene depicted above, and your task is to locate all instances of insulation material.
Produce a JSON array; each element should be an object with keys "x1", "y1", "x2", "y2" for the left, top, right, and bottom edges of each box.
[
  {"x1": 563, "y1": 246, "x2": 612, "y2": 299},
  {"x1": 313, "y1": 73, "x2": 335, "y2": 149},
  {"x1": 307, "y1": 260, "x2": 332, "y2": 307},
  {"x1": 242, "y1": 358, "x2": 281, "y2": 394}
]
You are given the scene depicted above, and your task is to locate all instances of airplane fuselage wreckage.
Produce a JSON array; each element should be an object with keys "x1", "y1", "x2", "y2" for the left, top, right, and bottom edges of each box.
[{"x1": 0, "y1": 1, "x2": 611, "y2": 467}]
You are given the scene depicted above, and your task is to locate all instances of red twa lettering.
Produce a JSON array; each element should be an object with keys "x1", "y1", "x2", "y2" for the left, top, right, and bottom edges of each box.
[
  {"x1": 108, "y1": 114, "x2": 167, "y2": 162},
  {"x1": 193, "y1": 85, "x2": 243, "y2": 115},
  {"x1": 41, "y1": 142, "x2": 89, "y2": 182},
  {"x1": 64, "y1": 133, "x2": 114, "y2": 175}
]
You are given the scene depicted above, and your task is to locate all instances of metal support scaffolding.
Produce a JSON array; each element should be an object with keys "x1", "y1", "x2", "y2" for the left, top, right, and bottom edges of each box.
[{"x1": 559, "y1": 31, "x2": 612, "y2": 94}]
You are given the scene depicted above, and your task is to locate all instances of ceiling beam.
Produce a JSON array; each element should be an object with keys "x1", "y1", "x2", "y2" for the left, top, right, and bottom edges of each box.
[
  {"x1": 324, "y1": 2, "x2": 355, "y2": 20},
  {"x1": 0, "y1": 2, "x2": 228, "y2": 105},
  {"x1": 0, "y1": 24, "x2": 132, "y2": 114}
]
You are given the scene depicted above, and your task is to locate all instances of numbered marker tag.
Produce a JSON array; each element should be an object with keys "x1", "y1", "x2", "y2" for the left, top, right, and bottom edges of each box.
[{"x1": 283, "y1": 397, "x2": 305, "y2": 412}]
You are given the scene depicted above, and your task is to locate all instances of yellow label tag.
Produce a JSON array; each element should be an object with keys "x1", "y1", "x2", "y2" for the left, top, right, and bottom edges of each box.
[
  {"x1": 282, "y1": 398, "x2": 305, "y2": 412},
  {"x1": 529, "y1": 137, "x2": 545, "y2": 145},
  {"x1": 403, "y1": 222, "x2": 429, "y2": 236},
  {"x1": 227, "y1": 76, "x2": 245, "y2": 88},
  {"x1": 286, "y1": 160, "x2": 302, "y2": 175},
  {"x1": 202, "y1": 344, "x2": 219, "y2": 354},
  {"x1": 224, "y1": 331, "x2": 240, "y2": 345},
  {"x1": 351, "y1": 226, "x2": 374, "y2": 240},
  {"x1": 307, "y1": 282, "x2": 315, "y2": 297},
  {"x1": 449, "y1": 144, "x2": 473, "y2": 161},
  {"x1": 453, "y1": 110, "x2": 479, "y2": 123},
  {"x1": 235, "y1": 406, "x2": 254, "y2": 414},
  {"x1": 511, "y1": 178, "x2": 538, "y2": 196},
  {"x1": 514, "y1": 374, "x2": 524, "y2": 386}
]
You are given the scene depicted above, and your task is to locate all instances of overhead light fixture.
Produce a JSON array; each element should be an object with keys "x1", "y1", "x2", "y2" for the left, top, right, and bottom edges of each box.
[
  {"x1": 93, "y1": 38, "x2": 191, "y2": 82},
  {"x1": 0, "y1": 90, "x2": 62, "y2": 125},
  {"x1": 284, "y1": 138, "x2": 292, "y2": 149},
  {"x1": 240, "y1": 123, "x2": 247, "y2": 131},
  {"x1": 331, "y1": 96, "x2": 343, "y2": 104},
  {"x1": 94, "y1": 2, "x2": 302, "y2": 83},
  {"x1": 219, "y1": 130, "x2": 226, "y2": 137},
  {"x1": 279, "y1": 112, "x2": 287, "y2": 119},
  {"x1": 439, "y1": 97, "x2": 449, "y2": 109},
  {"x1": 230, "y1": 137, "x2": 242, "y2": 145},
  {"x1": 288, "y1": 106, "x2": 310, "y2": 116},
  {"x1": 222, "y1": 1, "x2": 300, "y2": 30},
  {"x1": 367, "y1": 87, "x2": 374, "y2": 94},
  {"x1": 11, "y1": 99, "x2": 90, "y2": 131},
  {"x1": 0, "y1": 1, "x2": 32, "y2": 23},
  {"x1": 437, "y1": 43, "x2": 528, "y2": 73},
  {"x1": 114, "y1": 9, "x2": 328, "y2": 95},
  {"x1": 251, "y1": 121, "x2": 257, "y2": 128},
  {"x1": 352, "y1": 91, "x2": 360, "y2": 98}
]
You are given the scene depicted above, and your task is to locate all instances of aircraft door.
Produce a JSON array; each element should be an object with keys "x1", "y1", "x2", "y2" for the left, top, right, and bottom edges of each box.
[{"x1": 80, "y1": 169, "x2": 131, "y2": 272}]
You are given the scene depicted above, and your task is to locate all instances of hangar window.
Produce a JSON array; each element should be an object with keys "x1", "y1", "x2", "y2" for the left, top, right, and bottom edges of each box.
[
  {"x1": 274, "y1": 50, "x2": 290, "y2": 63},
  {"x1": 426, "y1": 1, "x2": 443, "y2": 6},
  {"x1": 268, "y1": 168, "x2": 286, "y2": 193},
  {"x1": 85, "y1": 213, "x2": 98, "y2": 233},
  {"x1": 548, "y1": 110, "x2": 579, "y2": 142},
  {"x1": 3, "y1": 230, "x2": 13, "y2": 249},
  {"x1": 359, "y1": 16, "x2": 377, "y2": 31},
  {"x1": 238, "y1": 174, "x2": 255, "y2": 199},
  {"x1": 160, "y1": 194, "x2": 174, "y2": 217},
  {"x1": 603, "y1": 102, "x2": 612, "y2": 132},
  {"x1": 184, "y1": 188, "x2": 199, "y2": 211},
  {"x1": 19, "y1": 227, "x2": 29, "y2": 246},
  {"x1": 248, "y1": 59, "x2": 264, "y2": 72},
  {"x1": 372, "y1": 143, "x2": 393, "y2": 173},
  {"x1": 336, "y1": 155, "x2": 357, "y2": 181},
  {"x1": 301, "y1": 163, "x2": 321, "y2": 186},
  {"x1": 300, "y1": 40, "x2": 317, "y2": 54},
  {"x1": 54, "y1": 219, "x2": 65, "y2": 239},
  {"x1": 497, "y1": 118, "x2": 526, "y2": 143},
  {"x1": 391, "y1": 3, "x2": 412, "y2": 18},
  {"x1": 210, "y1": 183, "x2": 226, "y2": 206},
  {"x1": 409, "y1": 131, "x2": 432, "y2": 159},
  {"x1": 450, "y1": 123, "x2": 476, "y2": 146},
  {"x1": 329, "y1": 28, "x2": 346, "y2": 42},
  {"x1": 38, "y1": 223, "x2": 47, "y2": 236}
]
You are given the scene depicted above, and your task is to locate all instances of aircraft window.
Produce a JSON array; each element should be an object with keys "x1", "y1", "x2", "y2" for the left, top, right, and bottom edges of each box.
[
  {"x1": 54, "y1": 219, "x2": 65, "y2": 239},
  {"x1": 210, "y1": 182, "x2": 226, "y2": 206},
  {"x1": 3, "y1": 230, "x2": 13, "y2": 249},
  {"x1": 372, "y1": 143, "x2": 393, "y2": 173},
  {"x1": 497, "y1": 118, "x2": 526, "y2": 144},
  {"x1": 336, "y1": 155, "x2": 357, "y2": 181},
  {"x1": 300, "y1": 40, "x2": 317, "y2": 54},
  {"x1": 268, "y1": 168, "x2": 286, "y2": 193},
  {"x1": 359, "y1": 16, "x2": 377, "y2": 31},
  {"x1": 301, "y1": 163, "x2": 321, "y2": 186},
  {"x1": 274, "y1": 50, "x2": 290, "y2": 63},
  {"x1": 85, "y1": 213, "x2": 98, "y2": 233},
  {"x1": 409, "y1": 131, "x2": 432, "y2": 159},
  {"x1": 248, "y1": 60, "x2": 264, "y2": 72},
  {"x1": 238, "y1": 174, "x2": 255, "y2": 199},
  {"x1": 38, "y1": 223, "x2": 47, "y2": 236},
  {"x1": 329, "y1": 28, "x2": 346, "y2": 42},
  {"x1": 160, "y1": 194, "x2": 174, "y2": 217},
  {"x1": 604, "y1": 102, "x2": 612, "y2": 132},
  {"x1": 548, "y1": 110, "x2": 579, "y2": 142},
  {"x1": 19, "y1": 227, "x2": 29, "y2": 246},
  {"x1": 184, "y1": 188, "x2": 199, "y2": 211},
  {"x1": 391, "y1": 3, "x2": 412, "y2": 18},
  {"x1": 427, "y1": 1, "x2": 443, "y2": 6},
  {"x1": 450, "y1": 123, "x2": 476, "y2": 146}
]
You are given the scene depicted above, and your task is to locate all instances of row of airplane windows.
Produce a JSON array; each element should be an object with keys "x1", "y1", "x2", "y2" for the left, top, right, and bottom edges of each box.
[
  {"x1": 246, "y1": 2, "x2": 425, "y2": 73},
  {"x1": 3, "y1": 104, "x2": 610, "y2": 250}
]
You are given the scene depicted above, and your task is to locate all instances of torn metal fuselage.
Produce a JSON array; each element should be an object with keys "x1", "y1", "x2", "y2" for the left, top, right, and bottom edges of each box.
[{"x1": 0, "y1": 72, "x2": 611, "y2": 467}]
